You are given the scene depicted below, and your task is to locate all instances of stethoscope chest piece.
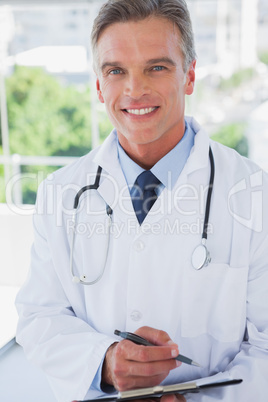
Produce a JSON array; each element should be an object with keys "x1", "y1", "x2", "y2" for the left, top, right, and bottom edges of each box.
[{"x1": 192, "y1": 243, "x2": 211, "y2": 270}]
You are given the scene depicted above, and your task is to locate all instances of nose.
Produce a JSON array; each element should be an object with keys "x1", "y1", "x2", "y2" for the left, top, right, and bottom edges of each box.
[{"x1": 123, "y1": 72, "x2": 151, "y2": 99}]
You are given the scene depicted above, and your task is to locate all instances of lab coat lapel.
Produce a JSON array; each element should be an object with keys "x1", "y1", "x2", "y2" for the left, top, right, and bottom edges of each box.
[
  {"x1": 141, "y1": 121, "x2": 211, "y2": 225},
  {"x1": 92, "y1": 131, "x2": 134, "y2": 219}
]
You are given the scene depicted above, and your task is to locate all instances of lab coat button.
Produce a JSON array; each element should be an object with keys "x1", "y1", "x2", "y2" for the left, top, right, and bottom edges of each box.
[
  {"x1": 134, "y1": 241, "x2": 145, "y2": 252},
  {"x1": 130, "y1": 310, "x2": 142, "y2": 321}
]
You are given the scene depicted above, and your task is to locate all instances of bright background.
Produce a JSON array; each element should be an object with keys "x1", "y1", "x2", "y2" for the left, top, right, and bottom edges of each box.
[
  {"x1": 0, "y1": 2, "x2": 267, "y2": 400},
  {"x1": 0, "y1": 0, "x2": 268, "y2": 206}
]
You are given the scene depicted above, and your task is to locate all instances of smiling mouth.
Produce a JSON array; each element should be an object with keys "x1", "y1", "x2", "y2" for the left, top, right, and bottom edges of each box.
[{"x1": 123, "y1": 107, "x2": 159, "y2": 116}]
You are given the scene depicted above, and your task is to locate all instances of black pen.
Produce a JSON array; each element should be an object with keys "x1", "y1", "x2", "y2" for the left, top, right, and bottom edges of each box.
[{"x1": 114, "y1": 330, "x2": 202, "y2": 368}]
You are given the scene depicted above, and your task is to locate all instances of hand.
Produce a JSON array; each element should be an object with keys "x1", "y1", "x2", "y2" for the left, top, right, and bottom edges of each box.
[
  {"x1": 130, "y1": 395, "x2": 186, "y2": 402},
  {"x1": 161, "y1": 394, "x2": 186, "y2": 402},
  {"x1": 102, "y1": 326, "x2": 181, "y2": 391}
]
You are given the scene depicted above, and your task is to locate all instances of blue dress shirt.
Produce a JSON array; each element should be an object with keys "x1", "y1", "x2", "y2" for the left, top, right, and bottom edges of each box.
[{"x1": 118, "y1": 120, "x2": 195, "y2": 194}]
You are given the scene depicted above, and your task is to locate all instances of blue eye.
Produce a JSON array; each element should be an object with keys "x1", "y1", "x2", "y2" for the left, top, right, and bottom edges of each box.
[
  {"x1": 153, "y1": 66, "x2": 165, "y2": 71},
  {"x1": 110, "y1": 69, "x2": 122, "y2": 75}
]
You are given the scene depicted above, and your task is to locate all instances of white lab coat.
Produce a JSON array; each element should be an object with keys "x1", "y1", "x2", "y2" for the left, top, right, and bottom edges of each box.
[{"x1": 16, "y1": 117, "x2": 268, "y2": 402}]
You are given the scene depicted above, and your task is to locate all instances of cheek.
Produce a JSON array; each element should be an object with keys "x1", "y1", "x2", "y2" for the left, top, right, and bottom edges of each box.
[
  {"x1": 157, "y1": 75, "x2": 184, "y2": 99},
  {"x1": 162, "y1": 85, "x2": 184, "y2": 109},
  {"x1": 101, "y1": 82, "x2": 118, "y2": 106}
]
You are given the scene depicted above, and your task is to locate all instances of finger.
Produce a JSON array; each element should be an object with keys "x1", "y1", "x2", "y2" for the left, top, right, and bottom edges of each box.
[
  {"x1": 131, "y1": 398, "x2": 160, "y2": 402},
  {"x1": 119, "y1": 340, "x2": 179, "y2": 363},
  {"x1": 115, "y1": 373, "x2": 170, "y2": 391},
  {"x1": 127, "y1": 358, "x2": 180, "y2": 377},
  {"x1": 113, "y1": 351, "x2": 179, "y2": 380},
  {"x1": 161, "y1": 394, "x2": 186, "y2": 402},
  {"x1": 135, "y1": 327, "x2": 177, "y2": 347}
]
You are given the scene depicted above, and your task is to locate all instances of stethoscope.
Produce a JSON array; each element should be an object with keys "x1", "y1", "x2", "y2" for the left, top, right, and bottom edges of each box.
[
  {"x1": 191, "y1": 147, "x2": 215, "y2": 270},
  {"x1": 70, "y1": 166, "x2": 113, "y2": 285},
  {"x1": 70, "y1": 147, "x2": 215, "y2": 285}
]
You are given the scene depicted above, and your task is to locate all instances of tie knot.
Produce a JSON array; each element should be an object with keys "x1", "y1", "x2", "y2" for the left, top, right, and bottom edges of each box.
[{"x1": 135, "y1": 170, "x2": 161, "y2": 191}]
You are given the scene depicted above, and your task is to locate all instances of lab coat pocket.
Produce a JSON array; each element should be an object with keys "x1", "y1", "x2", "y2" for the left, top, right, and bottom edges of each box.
[{"x1": 181, "y1": 263, "x2": 248, "y2": 342}]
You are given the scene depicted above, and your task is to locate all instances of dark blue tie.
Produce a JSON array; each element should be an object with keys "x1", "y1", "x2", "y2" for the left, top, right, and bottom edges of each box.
[{"x1": 131, "y1": 170, "x2": 161, "y2": 225}]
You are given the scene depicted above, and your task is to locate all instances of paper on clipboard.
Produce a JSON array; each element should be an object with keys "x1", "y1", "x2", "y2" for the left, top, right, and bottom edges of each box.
[{"x1": 80, "y1": 377, "x2": 243, "y2": 402}]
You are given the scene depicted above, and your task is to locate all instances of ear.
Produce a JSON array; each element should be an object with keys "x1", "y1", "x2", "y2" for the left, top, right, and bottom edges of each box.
[
  {"x1": 185, "y1": 60, "x2": 196, "y2": 96},
  {"x1": 96, "y1": 78, "x2": 104, "y2": 103}
]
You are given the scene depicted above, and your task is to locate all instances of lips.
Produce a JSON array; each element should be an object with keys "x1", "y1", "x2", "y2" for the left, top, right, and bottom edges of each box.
[{"x1": 123, "y1": 107, "x2": 159, "y2": 116}]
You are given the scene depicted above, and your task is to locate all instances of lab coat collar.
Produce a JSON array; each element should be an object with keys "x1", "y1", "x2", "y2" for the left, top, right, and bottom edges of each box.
[
  {"x1": 92, "y1": 118, "x2": 210, "y2": 223},
  {"x1": 93, "y1": 130, "x2": 130, "y2": 212},
  {"x1": 94, "y1": 117, "x2": 210, "y2": 178},
  {"x1": 93, "y1": 128, "x2": 120, "y2": 177},
  {"x1": 183, "y1": 116, "x2": 210, "y2": 175}
]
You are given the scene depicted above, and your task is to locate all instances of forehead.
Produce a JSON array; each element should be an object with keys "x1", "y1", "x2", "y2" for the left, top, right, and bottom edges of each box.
[{"x1": 96, "y1": 17, "x2": 182, "y2": 67}]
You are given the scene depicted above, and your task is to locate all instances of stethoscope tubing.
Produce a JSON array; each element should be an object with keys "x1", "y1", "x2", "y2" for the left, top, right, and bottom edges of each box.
[
  {"x1": 202, "y1": 147, "x2": 215, "y2": 240},
  {"x1": 70, "y1": 146, "x2": 215, "y2": 283},
  {"x1": 73, "y1": 165, "x2": 103, "y2": 209},
  {"x1": 70, "y1": 165, "x2": 113, "y2": 285}
]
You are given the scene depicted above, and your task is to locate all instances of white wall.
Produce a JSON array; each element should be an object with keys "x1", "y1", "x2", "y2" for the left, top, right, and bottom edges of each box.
[
  {"x1": 0, "y1": 203, "x2": 33, "y2": 286},
  {"x1": 248, "y1": 100, "x2": 268, "y2": 173}
]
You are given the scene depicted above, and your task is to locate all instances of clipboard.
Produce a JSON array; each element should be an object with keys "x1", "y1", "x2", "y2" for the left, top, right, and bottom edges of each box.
[{"x1": 80, "y1": 378, "x2": 242, "y2": 401}]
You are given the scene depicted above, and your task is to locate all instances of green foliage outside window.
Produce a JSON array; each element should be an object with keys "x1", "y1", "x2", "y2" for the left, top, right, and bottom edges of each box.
[
  {"x1": 0, "y1": 66, "x2": 113, "y2": 204},
  {"x1": 0, "y1": 66, "x2": 251, "y2": 204},
  {"x1": 6, "y1": 65, "x2": 92, "y2": 156},
  {"x1": 218, "y1": 68, "x2": 255, "y2": 90},
  {"x1": 259, "y1": 51, "x2": 268, "y2": 65},
  {"x1": 211, "y1": 123, "x2": 249, "y2": 157}
]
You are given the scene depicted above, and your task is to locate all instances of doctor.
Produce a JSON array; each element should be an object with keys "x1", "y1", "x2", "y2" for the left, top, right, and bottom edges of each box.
[{"x1": 16, "y1": 1, "x2": 268, "y2": 402}]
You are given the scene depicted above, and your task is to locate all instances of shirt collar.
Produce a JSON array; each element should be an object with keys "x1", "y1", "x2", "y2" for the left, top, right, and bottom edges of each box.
[{"x1": 117, "y1": 120, "x2": 195, "y2": 191}]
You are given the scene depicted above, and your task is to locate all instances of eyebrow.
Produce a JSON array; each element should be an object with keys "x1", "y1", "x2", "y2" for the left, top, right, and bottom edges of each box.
[
  {"x1": 100, "y1": 57, "x2": 177, "y2": 73},
  {"x1": 101, "y1": 62, "x2": 123, "y2": 73},
  {"x1": 145, "y1": 57, "x2": 177, "y2": 67}
]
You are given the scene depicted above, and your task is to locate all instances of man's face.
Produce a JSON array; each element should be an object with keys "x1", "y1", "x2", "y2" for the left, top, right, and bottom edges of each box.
[{"x1": 95, "y1": 17, "x2": 195, "y2": 160}]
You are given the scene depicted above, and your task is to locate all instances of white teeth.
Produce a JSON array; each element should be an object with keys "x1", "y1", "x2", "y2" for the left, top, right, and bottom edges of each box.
[{"x1": 126, "y1": 107, "x2": 157, "y2": 115}]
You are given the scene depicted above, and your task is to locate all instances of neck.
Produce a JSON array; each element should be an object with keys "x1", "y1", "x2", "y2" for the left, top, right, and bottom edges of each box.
[
  {"x1": 119, "y1": 131, "x2": 185, "y2": 169},
  {"x1": 122, "y1": 146, "x2": 167, "y2": 169}
]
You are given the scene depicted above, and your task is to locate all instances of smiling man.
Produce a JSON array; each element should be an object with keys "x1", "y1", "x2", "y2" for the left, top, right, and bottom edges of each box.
[
  {"x1": 16, "y1": 1, "x2": 268, "y2": 402},
  {"x1": 95, "y1": 16, "x2": 195, "y2": 169}
]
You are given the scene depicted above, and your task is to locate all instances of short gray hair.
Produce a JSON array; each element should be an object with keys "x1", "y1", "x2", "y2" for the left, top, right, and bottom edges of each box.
[{"x1": 91, "y1": 0, "x2": 196, "y2": 72}]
